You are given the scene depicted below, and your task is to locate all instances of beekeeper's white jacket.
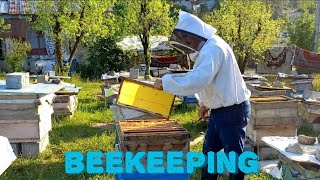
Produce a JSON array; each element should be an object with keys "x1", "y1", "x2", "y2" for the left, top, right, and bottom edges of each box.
[{"x1": 162, "y1": 11, "x2": 251, "y2": 109}]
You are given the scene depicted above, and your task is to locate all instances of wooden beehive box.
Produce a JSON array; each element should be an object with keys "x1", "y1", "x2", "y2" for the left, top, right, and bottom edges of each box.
[
  {"x1": 52, "y1": 95, "x2": 78, "y2": 116},
  {"x1": 117, "y1": 119, "x2": 191, "y2": 153},
  {"x1": 250, "y1": 96, "x2": 299, "y2": 126},
  {"x1": 299, "y1": 101, "x2": 320, "y2": 124},
  {"x1": 246, "y1": 123, "x2": 297, "y2": 147},
  {"x1": 252, "y1": 88, "x2": 286, "y2": 97},
  {"x1": 116, "y1": 78, "x2": 175, "y2": 118}
]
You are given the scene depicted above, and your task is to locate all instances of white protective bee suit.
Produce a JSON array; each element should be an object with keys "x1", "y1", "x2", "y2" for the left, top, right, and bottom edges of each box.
[{"x1": 162, "y1": 11, "x2": 251, "y2": 109}]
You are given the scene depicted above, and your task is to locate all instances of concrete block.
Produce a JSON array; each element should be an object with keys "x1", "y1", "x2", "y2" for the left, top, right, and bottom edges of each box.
[
  {"x1": 37, "y1": 75, "x2": 49, "y2": 83},
  {"x1": 6, "y1": 72, "x2": 29, "y2": 89}
]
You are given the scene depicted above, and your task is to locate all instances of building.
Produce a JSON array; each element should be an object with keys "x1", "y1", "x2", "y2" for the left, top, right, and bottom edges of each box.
[
  {"x1": 0, "y1": 0, "x2": 55, "y2": 73},
  {"x1": 174, "y1": 0, "x2": 216, "y2": 12}
]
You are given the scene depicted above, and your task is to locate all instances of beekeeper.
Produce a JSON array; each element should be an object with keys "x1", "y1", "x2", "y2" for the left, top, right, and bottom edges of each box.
[{"x1": 154, "y1": 11, "x2": 251, "y2": 180}]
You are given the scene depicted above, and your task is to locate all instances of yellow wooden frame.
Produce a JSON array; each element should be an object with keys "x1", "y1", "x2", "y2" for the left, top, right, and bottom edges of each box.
[{"x1": 116, "y1": 78, "x2": 175, "y2": 118}]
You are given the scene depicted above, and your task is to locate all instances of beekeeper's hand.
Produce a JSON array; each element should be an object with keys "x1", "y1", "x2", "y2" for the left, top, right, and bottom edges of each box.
[
  {"x1": 154, "y1": 78, "x2": 163, "y2": 90},
  {"x1": 198, "y1": 106, "x2": 209, "y2": 119}
]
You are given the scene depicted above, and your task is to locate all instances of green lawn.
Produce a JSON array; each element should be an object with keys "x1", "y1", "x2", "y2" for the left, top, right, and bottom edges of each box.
[{"x1": 0, "y1": 76, "x2": 280, "y2": 180}]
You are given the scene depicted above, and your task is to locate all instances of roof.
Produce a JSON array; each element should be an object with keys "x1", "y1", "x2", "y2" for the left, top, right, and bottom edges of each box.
[
  {"x1": 117, "y1": 36, "x2": 171, "y2": 52},
  {"x1": 0, "y1": 0, "x2": 29, "y2": 15}
]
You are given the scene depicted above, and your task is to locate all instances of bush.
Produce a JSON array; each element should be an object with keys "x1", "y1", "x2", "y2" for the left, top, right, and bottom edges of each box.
[
  {"x1": 5, "y1": 38, "x2": 31, "y2": 72},
  {"x1": 76, "y1": 37, "x2": 132, "y2": 79}
]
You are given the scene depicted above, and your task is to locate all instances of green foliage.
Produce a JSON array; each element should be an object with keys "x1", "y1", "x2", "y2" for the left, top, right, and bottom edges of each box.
[
  {"x1": 5, "y1": 39, "x2": 31, "y2": 72},
  {"x1": 114, "y1": 0, "x2": 174, "y2": 75},
  {"x1": 0, "y1": 18, "x2": 11, "y2": 38},
  {"x1": 76, "y1": 37, "x2": 131, "y2": 80},
  {"x1": 287, "y1": 13, "x2": 315, "y2": 51},
  {"x1": 30, "y1": 0, "x2": 115, "y2": 74},
  {"x1": 203, "y1": 0, "x2": 283, "y2": 73}
]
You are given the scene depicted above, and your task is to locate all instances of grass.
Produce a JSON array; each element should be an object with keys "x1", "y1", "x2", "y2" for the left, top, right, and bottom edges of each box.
[{"x1": 0, "y1": 74, "x2": 294, "y2": 180}]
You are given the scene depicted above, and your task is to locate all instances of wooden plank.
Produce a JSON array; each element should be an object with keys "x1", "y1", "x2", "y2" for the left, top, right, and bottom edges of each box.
[
  {"x1": 0, "y1": 113, "x2": 52, "y2": 142},
  {"x1": 251, "y1": 96, "x2": 299, "y2": 110},
  {"x1": 116, "y1": 78, "x2": 175, "y2": 118},
  {"x1": 0, "y1": 105, "x2": 53, "y2": 120},
  {"x1": 0, "y1": 80, "x2": 64, "y2": 95},
  {"x1": 250, "y1": 116, "x2": 299, "y2": 126},
  {"x1": 0, "y1": 94, "x2": 38, "y2": 99},
  {"x1": 246, "y1": 123, "x2": 297, "y2": 146},
  {"x1": 251, "y1": 107, "x2": 298, "y2": 119}
]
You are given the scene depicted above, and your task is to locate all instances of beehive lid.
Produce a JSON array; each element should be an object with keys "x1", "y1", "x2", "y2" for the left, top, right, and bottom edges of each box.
[
  {"x1": 116, "y1": 78, "x2": 175, "y2": 118},
  {"x1": 250, "y1": 95, "x2": 296, "y2": 103}
]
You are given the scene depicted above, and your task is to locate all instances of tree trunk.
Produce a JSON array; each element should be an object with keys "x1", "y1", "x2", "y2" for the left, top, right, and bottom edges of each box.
[
  {"x1": 314, "y1": 0, "x2": 320, "y2": 53},
  {"x1": 67, "y1": 6, "x2": 85, "y2": 72},
  {"x1": 238, "y1": 55, "x2": 248, "y2": 74},
  {"x1": 54, "y1": 19, "x2": 63, "y2": 75},
  {"x1": 142, "y1": 37, "x2": 150, "y2": 76}
]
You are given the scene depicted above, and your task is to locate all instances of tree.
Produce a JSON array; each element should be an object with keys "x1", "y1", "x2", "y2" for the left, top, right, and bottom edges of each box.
[
  {"x1": 77, "y1": 37, "x2": 131, "y2": 80},
  {"x1": 203, "y1": 0, "x2": 283, "y2": 73},
  {"x1": 287, "y1": 1, "x2": 318, "y2": 52},
  {"x1": 114, "y1": 0, "x2": 174, "y2": 77},
  {"x1": 5, "y1": 39, "x2": 31, "y2": 72},
  {"x1": 0, "y1": 18, "x2": 11, "y2": 35},
  {"x1": 30, "y1": 0, "x2": 115, "y2": 74}
]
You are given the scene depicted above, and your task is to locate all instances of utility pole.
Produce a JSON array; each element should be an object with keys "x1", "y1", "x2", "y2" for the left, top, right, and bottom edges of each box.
[{"x1": 314, "y1": 0, "x2": 320, "y2": 53}]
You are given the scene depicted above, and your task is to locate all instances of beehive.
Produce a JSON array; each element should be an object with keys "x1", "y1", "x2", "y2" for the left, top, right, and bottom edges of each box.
[
  {"x1": 117, "y1": 119, "x2": 191, "y2": 153},
  {"x1": 250, "y1": 96, "x2": 299, "y2": 126},
  {"x1": 116, "y1": 78, "x2": 175, "y2": 118}
]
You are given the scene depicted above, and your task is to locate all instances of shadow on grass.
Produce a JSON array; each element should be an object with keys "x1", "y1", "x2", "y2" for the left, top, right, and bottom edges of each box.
[
  {"x1": 78, "y1": 97, "x2": 97, "y2": 104},
  {"x1": 180, "y1": 120, "x2": 207, "y2": 139},
  {"x1": 77, "y1": 102, "x2": 106, "y2": 113},
  {"x1": 50, "y1": 123, "x2": 109, "y2": 144},
  {"x1": 172, "y1": 103, "x2": 197, "y2": 115},
  {"x1": 3, "y1": 161, "x2": 114, "y2": 180}
]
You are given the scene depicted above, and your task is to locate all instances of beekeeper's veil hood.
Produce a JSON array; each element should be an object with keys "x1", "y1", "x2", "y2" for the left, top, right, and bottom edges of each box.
[{"x1": 169, "y1": 11, "x2": 217, "y2": 54}]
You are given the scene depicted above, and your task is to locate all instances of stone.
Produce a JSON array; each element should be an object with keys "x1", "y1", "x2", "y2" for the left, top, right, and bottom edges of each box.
[
  {"x1": 297, "y1": 135, "x2": 316, "y2": 145},
  {"x1": 285, "y1": 143, "x2": 303, "y2": 155}
]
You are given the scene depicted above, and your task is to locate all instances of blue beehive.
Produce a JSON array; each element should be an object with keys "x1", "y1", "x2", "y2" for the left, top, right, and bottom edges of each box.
[
  {"x1": 115, "y1": 172, "x2": 189, "y2": 180},
  {"x1": 182, "y1": 95, "x2": 198, "y2": 103}
]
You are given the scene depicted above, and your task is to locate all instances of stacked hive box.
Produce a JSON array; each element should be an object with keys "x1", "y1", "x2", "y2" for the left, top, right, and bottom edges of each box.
[
  {"x1": 0, "y1": 93, "x2": 55, "y2": 157},
  {"x1": 52, "y1": 95, "x2": 78, "y2": 117},
  {"x1": 248, "y1": 96, "x2": 299, "y2": 160},
  {"x1": 52, "y1": 86, "x2": 81, "y2": 117},
  {"x1": 113, "y1": 78, "x2": 191, "y2": 179},
  {"x1": 299, "y1": 101, "x2": 320, "y2": 133},
  {"x1": 0, "y1": 80, "x2": 63, "y2": 157}
]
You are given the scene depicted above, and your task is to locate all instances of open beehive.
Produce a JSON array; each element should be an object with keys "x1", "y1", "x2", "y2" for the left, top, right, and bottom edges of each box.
[{"x1": 117, "y1": 119, "x2": 191, "y2": 153}]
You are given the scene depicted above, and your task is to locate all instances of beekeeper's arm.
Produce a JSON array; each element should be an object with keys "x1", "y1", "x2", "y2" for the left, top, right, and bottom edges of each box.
[{"x1": 162, "y1": 47, "x2": 223, "y2": 96}]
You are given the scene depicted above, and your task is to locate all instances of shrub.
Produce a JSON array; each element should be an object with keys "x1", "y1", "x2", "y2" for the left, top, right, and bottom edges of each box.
[
  {"x1": 76, "y1": 37, "x2": 132, "y2": 79},
  {"x1": 5, "y1": 38, "x2": 31, "y2": 72}
]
